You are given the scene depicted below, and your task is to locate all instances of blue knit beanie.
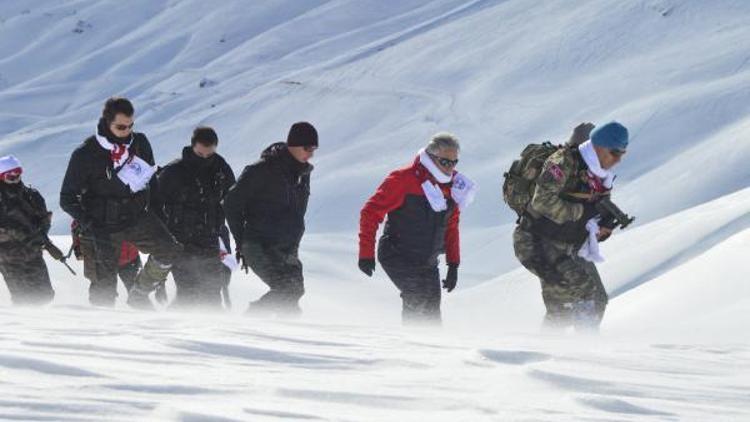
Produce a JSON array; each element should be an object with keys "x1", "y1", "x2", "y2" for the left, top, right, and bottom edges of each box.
[{"x1": 591, "y1": 121, "x2": 629, "y2": 152}]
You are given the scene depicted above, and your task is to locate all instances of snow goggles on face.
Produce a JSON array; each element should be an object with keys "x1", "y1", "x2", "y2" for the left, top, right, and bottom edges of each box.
[
  {"x1": 428, "y1": 152, "x2": 459, "y2": 168},
  {"x1": 0, "y1": 168, "x2": 22, "y2": 182}
]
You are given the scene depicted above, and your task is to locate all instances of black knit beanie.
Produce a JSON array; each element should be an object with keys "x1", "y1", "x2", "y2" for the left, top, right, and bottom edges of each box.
[{"x1": 286, "y1": 122, "x2": 318, "y2": 147}]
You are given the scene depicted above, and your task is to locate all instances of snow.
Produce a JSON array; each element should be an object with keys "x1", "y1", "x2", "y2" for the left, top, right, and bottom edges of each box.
[
  {"x1": 0, "y1": 0, "x2": 749, "y2": 420},
  {"x1": 1, "y1": 307, "x2": 748, "y2": 421}
]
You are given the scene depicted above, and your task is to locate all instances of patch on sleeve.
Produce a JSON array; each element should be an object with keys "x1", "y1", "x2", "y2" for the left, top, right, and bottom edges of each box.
[{"x1": 544, "y1": 164, "x2": 565, "y2": 183}]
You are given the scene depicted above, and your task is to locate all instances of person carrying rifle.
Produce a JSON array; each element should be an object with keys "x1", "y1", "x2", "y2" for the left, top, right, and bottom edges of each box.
[
  {"x1": 512, "y1": 122, "x2": 634, "y2": 330},
  {"x1": 0, "y1": 155, "x2": 55, "y2": 305}
]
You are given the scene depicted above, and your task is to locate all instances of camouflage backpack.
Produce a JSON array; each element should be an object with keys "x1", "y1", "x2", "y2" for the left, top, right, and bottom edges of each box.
[{"x1": 502, "y1": 142, "x2": 563, "y2": 217}]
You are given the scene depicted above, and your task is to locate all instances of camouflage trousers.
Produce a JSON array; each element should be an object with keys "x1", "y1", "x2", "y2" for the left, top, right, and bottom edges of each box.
[
  {"x1": 513, "y1": 226, "x2": 608, "y2": 329},
  {"x1": 242, "y1": 239, "x2": 304, "y2": 315},
  {"x1": 0, "y1": 252, "x2": 54, "y2": 305}
]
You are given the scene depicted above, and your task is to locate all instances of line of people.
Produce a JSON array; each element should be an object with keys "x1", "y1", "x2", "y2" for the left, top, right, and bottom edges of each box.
[{"x1": 0, "y1": 95, "x2": 630, "y2": 330}]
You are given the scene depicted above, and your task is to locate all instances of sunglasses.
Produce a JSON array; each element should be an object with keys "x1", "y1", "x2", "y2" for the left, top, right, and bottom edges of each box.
[
  {"x1": 428, "y1": 152, "x2": 459, "y2": 167},
  {"x1": 609, "y1": 149, "x2": 626, "y2": 157},
  {"x1": 111, "y1": 122, "x2": 134, "y2": 131},
  {"x1": 303, "y1": 146, "x2": 318, "y2": 153}
]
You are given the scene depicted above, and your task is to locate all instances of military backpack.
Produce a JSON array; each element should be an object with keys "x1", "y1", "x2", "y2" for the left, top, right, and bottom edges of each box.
[{"x1": 502, "y1": 142, "x2": 565, "y2": 218}]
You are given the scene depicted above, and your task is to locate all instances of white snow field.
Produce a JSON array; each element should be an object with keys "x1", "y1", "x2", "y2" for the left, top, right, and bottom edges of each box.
[{"x1": 0, "y1": 0, "x2": 749, "y2": 420}]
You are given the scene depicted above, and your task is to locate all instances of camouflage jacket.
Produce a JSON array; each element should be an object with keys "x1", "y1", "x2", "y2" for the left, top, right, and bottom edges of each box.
[
  {"x1": 0, "y1": 182, "x2": 50, "y2": 259},
  {"x1": 524, "y1": 147, "x2": 609, "y2": 244}
]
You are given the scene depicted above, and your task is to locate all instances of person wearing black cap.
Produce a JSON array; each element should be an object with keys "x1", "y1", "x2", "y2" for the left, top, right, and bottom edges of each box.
[
  {"x1": 222, "y1": 122, "x2": 318, "y2": 316},
  {"x1": 155, "y1": 126, "x2": 236, "y2": 308},
  {"x1": 60, "y1": 96, "x2": 182, "y2": 308}
]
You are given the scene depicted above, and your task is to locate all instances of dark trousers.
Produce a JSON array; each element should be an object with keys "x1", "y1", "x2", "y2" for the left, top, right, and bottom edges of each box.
[
  {"x1": 378, "y1": 240, "x2": 442, "y2": 324},
  {"x1": 242, "y1": 239, "x2": 304, "y2": 314},
  {"x1": 0, "y1": 252, "x2": 54, "y2": 305},
  {"x1": 79, "y1": 237, "x2": 141, "y2": 298},
  {"x1": 171, "y1": 247, "x2": 225, "y2": 309},
  {"x1": 381, "y1": 262, "x2": 442, "y2": 324},
  {"x1": 117, "y1": 257, "x2": 141, "y2": 293},
  {"x1": 87, "y1": 211, "x2": 181, "y2": 306}
]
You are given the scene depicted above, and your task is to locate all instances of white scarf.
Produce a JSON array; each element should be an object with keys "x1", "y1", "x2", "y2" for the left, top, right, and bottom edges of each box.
[
  {"x1": 577, "y1": 141, "x2": 615, "y2": 262},
  {"x1": 451, "y1": 172, "x2": 478, "y2": 211},
  {"x1": 578, "y1": 141, "x2": 615, "y2": 189},
  {"x1": 578, "y1": 217, "x2": 605, "y2": 263},
  {"x1": 95, "y1": 129, "x2": 155, "y2": 193},
  {"x1": 417, "y1": 149, "x2": 478, "y2": 212},
  {"x1": 419, "y1": 148, "x2": 452, "y2": 183},
  {"x1": 95, "y1": 131, "x2": 132, "y2": 168},
  {"x1": 219, "y1": 237, "x2": 238, "y2": 271}
]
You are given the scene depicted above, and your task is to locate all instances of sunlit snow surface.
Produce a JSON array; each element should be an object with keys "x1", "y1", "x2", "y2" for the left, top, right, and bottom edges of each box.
[{"x1": 1, "y1": 1, "x2": 749, "y2": 420}]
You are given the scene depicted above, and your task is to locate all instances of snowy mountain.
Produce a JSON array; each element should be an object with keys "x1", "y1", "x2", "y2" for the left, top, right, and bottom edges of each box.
[{"x1": 0, "y1": 1, "x2": 748, "y2": 420}]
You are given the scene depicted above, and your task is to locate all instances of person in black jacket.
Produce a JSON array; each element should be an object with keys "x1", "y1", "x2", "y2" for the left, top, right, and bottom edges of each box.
[
  {"x1": 223, "y1": 122, "x2": 317, "y2": 316},
  {"x1": 156, "y1": 127, "x2": 236, "y2": 308},
  {"x1": 60, "y1": 97, "x2": 182, "y2": 308},
  {"x1": 0, "y1": 155, "x2": 55, "y2": 305}
]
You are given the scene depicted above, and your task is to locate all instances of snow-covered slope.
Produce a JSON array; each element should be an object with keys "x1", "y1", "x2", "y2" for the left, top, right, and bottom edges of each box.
[
  {"x1": 450, "y1": 187, "x2": 750, "y2": 333},
  {"x1": 1, "y1": 0, "x2": 749, "y2": 234},
  {"x1": 0, "y1": 1, "x2": 749, "y2": 420}
]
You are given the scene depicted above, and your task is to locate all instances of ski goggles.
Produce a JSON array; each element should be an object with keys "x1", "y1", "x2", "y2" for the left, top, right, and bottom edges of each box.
[
  {"x1": 428, "y1": 152, "x2": 459, "y2": 168},
  {"x1": 0, "y1": 167, "x2": 22, "y2": 182}
]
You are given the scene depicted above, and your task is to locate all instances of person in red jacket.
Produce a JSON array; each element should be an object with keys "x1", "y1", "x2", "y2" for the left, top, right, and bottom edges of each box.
[{"x1": 358, "y1": 133, "x2": 477, "y2": 324}]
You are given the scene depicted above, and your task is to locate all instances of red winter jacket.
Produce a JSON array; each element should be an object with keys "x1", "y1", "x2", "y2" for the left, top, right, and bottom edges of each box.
[{"x1": 359, "y1": 156, "x2": 460, "y2": 267}]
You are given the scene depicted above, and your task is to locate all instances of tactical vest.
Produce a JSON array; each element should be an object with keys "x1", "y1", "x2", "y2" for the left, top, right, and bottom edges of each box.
[
  {"x1": 0, "y1": 185, "x2": 49, "y2": 237},
  {"x1": 164, "y1": 165, "x2": 229, "y2": 245}
]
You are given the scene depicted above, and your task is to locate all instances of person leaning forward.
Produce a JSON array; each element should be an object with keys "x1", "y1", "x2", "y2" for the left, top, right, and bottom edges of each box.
[
  {"x1": 223, "y1": 122, "x2": 318, "y2": 317},
  {"x1": 60, "y1": 96, "x2": 182, "y2": 308},
  {"x1": 513, "y1": 122, "x2": 630, "y2": 330},
  {"x1": 0, "y1": 155, "x2": 55, "y2": 305}
]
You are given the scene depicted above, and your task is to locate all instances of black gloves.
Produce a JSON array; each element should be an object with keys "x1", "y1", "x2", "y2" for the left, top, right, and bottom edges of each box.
[
  {"x1": 442, "y1": 264, "x2": 458, "y2": 292},
  {"x1": 569, "y1": 122, "x2": 596, "y2": 146},
  {"x1": 236, "y1": 249, "x2": 249, "y2": 274},
  {"x1": 358, "y1": 258, "x2": 376, "y2": 277}
]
